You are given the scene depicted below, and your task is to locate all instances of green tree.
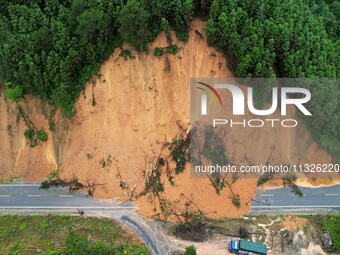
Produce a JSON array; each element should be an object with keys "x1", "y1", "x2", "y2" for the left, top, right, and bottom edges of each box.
[
  {"x1": 140, "y1": 0, "x2": 193, "y2": 41},
  {"x1": 4, "y1": 83, "x2": 23, "y2": 103},
  {"x1": 117, "y1": 0, "x2": 149, "y2": 51},
  {"x1": 206, "y1": 0, "x2": 340, "y2": 155},
  {"x1": 323, "y1": 216, "x2": 340, "y2": 251},
  {"x1": 0, "y1": 1, "x2": 121, "y2": 118},
  {"x1": 160, "y1": 17, "x2": 171, "y2": 34},
  {"x1": 184, "y1": 245, "x2": 197, "y2": 255},
  {"x1": 75, "y1": 8, "x2": 106, "y2": 46}
]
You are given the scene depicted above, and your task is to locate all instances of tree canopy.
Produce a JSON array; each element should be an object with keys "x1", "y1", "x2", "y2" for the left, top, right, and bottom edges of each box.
[
  {"x1": 323, "y1": 216, "x2": 340, "y2": 251},
  {"x1": 0, "y1": 0, "x2": 194, "y2": 117},
  {"x1": 0, "y1": 0, "x2": 338, "y2": 155},
  {"x1": 206, "y1": 0, "x2": 339, "y2": 155},
  {"x1": 0, "y1": 0, "x2": 120, "y2": 117}
]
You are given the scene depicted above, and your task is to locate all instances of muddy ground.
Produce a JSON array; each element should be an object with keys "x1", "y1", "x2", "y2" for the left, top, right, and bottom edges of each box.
[{"x1": 168, "y1": 215, "x2": 332, "y2": 255}]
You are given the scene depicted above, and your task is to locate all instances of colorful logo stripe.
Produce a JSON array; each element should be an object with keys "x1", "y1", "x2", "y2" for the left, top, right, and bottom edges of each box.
[
  {"x1": 196, "y1": 82, "x2": 223, "y2": 106},
  {"x1": 196, "y1": 87, "x2": 217, "y2": 105}
]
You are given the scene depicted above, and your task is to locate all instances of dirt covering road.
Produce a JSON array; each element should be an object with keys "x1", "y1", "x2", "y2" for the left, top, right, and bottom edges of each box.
[{"x1": 0, "y1": 19, "x2": 337, "y2": 221}]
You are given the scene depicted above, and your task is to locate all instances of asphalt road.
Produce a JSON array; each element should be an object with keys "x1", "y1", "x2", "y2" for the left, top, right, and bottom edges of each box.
[
  {"x1": 0, "y1": 184, "x2": 134, "y2": 210},
  {"x1": 1, "y1": 183, "x2": 339, "y2": 253},
  {"x1": 0, "y1": 184, "x2": 177, "y2": 255},
  {"x1": 251, "y1": 184, "x2": 340, "y2": 214},
  {"x1": 2, "y1": 184, "x2": 339, "y2": 210}
]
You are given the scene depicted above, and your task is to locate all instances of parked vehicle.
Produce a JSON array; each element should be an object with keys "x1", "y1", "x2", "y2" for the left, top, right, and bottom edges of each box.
[{"x1": 228, "y1": 240, "x2": 267, "y2": 255}]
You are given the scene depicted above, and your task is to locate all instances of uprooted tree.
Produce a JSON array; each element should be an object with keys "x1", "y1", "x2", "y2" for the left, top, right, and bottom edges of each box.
[{"x1": 40, "y1": 172, "x2": 102, "y2": 196}]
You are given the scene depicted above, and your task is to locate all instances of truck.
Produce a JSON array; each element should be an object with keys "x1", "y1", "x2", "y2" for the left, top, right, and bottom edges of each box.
[{"x1": 228, "y1": 240, "x2": 267, "y2": 255}]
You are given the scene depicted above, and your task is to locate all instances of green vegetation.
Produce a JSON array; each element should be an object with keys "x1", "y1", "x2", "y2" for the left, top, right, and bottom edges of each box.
[
  {"x1": 209, "y1": 177, "x2": 225, "y2": 196},
  {"x1": 4, "y1": 82, "x2": 22, "y2": 103},
  {"x1": 117, "y1": 0, "x2": 150, "y2": 51},
  {"x1": 169, "y1": 133, "x2": 190, "y2": 175},
  {"x1": 141, "y1": 160, "x2": 165, "y2": 197},
  {"x1": 206, "y1": 0, "x2": 340, "y2": 155},
  {"x1": 166, "y1": 45, "x2": 179, "y2": 55},
  {"x1": 18, "y1": 106, "x2": 48, "y2": 147},
  {"x1": 0, "y1": 175, "x2": 21, "y2": 184},
  {"x1": 47, "y1": 169, "x2": 59, "y2": 181},
  {"x1": 40, "y1": 172, "x2": 99, "y2": 197},
  {"x1": 153, "y1": 47, "x2": 164, "y2": 57},
  {"x1": 119, "y1": 49, "x2": 135, "y2": 60},
  {"x1": 0, "y1": 1, "x2": 193, "y2": 118},
  {"x1": 24, "y1": 129, "x2": 35, "y2": 145},
  {"x1": 184, "y1": 245, "x2": 197, "y2": 255},
  {"x1": 100, "y1": 154, "x2": 112, "y2": 168},
  {"x1": 0, "y1": 0, "x2": 338, "y2": 157},
  {"x1": 231, "y1": 194, "x2": 241, "y2": 208},
  {"x1": 37, "y1": 130, "x2": 48, "y2": 141},
  {"x1": 257, "y1": 177, "x2": 269, "y2": 187},
  {"x1": 0, "y1": 1, "x2": 120, "y2": 118},
  {"x1": 323, "y1": 215, "x2": 340, "y2": 251},
  {"x1": 257, "y1": 174, "x2": 273, "y2": 187},
  {"x1": 9, "y1": 175, "x2": 21, "y2": 183},
  {"x1": 40, "y1": 176, "x2": 84, "y2": 193},
  {"x1": 140, "y1": 0, "x2": 193, "y2": 43},
  {"x1": 283, "y1": 176, "x2": 304, "y2": 197},
  {"x1": 47, "y1": 108, "x2": 57, "y2": 132},
  {"x1": 0, "y1": 215, "x2": 149, "y2": 255}
]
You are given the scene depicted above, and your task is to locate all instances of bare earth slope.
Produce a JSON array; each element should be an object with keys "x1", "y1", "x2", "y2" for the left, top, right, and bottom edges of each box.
[{"x1": 0, "y1": 20, "x2": 337, "y2": 219}]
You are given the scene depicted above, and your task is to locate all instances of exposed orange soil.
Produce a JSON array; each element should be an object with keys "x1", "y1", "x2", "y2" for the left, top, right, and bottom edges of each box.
[
  {"x1": 0, "y1": 93, "x2": 57, "y2": 180},
  {"x1": 0, "y1": 19, "x2": 338, "y2": 219}
]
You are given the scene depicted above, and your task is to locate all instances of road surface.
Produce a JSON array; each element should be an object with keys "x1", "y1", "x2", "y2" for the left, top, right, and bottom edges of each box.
[
  {"x1": 0, "y1": 184, "x2": 134, "y2": 210},
  {"x1": 250, "y1": 184, "x2": 340, "y2": 215},
  {"x1": 1, "y1": 183, "x2": 339, "y2": 254},
  {"x1": 0, "y1": 184, "x2": 178, "y2": 255}
]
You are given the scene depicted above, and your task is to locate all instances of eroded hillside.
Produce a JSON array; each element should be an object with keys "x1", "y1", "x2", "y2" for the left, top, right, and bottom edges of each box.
[{"x1": 0, "y1": 20, "x2": 337, "y2": 219}]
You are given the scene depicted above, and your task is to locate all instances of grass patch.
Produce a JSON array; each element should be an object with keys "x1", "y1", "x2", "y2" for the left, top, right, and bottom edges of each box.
[
  {"x1": 0, "y1": 215, "x2": 149, "y2": 255},
  {"x1": 323, "y1": 215, "x2": 340, "y2": 251},
  {"x1": 0, "y1": 175, "x2": 22, "y2": 183}
]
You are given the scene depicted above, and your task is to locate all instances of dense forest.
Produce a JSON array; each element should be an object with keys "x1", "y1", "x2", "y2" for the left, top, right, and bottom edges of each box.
[
  {"x1": 206, "y1": 0, "x2": 339, "y2": 154},
  {"x1": 0, "y1": 0, "x2": 193, "y2": 117},
  {"x1": 0, "y1": 0, "x2": 339, "y2": 154}
]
